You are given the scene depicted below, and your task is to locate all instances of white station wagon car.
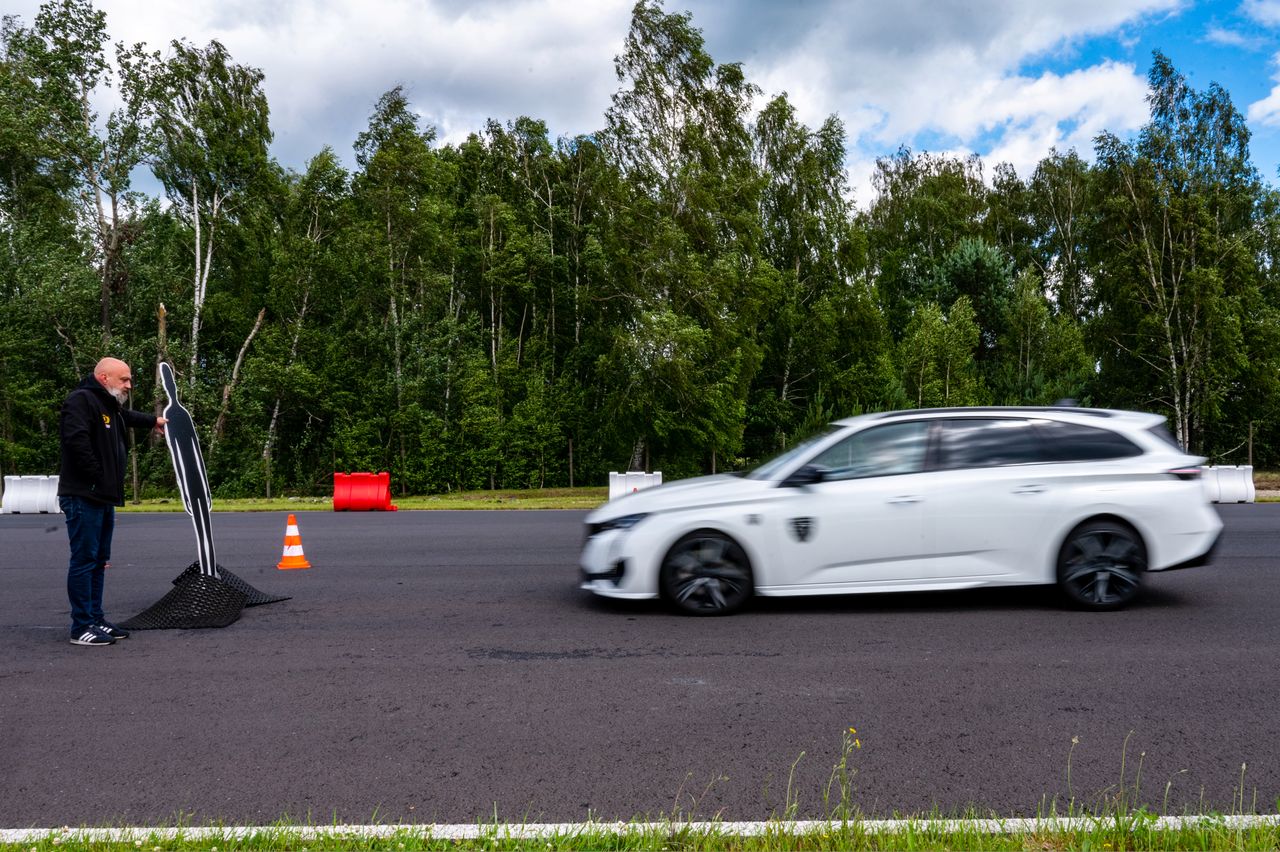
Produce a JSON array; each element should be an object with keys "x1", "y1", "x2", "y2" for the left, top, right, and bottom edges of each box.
[{"x1": 580, "y1": 407, "x2": 1223, "y2": 615}]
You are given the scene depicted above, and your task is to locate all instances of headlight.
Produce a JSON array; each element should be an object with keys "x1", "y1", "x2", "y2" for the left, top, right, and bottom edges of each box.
[{"x1": 587, "y1": 512, "x2": 649, "y2": 537}]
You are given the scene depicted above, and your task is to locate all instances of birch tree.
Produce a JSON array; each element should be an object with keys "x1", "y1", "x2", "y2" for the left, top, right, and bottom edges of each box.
[
  {"x1": 145, "y1": 39, "x2": 271, "y2": 390},
  {"x1": 1091, "y1": 52, "x2": 1261, "y2": 449},
  {"x1": 600, "y1": 0, "x2": 762, "y2": 473}
]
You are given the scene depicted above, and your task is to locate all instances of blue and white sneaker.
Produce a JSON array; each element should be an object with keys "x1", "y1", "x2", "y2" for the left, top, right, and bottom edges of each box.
[
  {"x1": 70, "y1": 627, "x2": 115, "y2": 646},
  {"x1": 96, "y1": 620, "x2": 130, "y2": 640}
]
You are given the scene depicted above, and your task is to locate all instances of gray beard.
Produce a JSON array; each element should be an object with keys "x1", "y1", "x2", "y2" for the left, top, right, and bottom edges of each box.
[{"x1": 109, "y1": 387, "x2": 127, "y2": 405}]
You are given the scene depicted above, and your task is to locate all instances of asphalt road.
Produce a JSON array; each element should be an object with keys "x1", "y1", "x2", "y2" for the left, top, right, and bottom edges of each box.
[{"x1": 1, "y1": 504, "x2": 1277, "y2": 827}]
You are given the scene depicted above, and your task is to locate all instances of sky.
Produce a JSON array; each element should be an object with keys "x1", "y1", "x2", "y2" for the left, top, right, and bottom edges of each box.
[{"x1": 9, "y1": 0, "x2": 1280, "y2": 204}]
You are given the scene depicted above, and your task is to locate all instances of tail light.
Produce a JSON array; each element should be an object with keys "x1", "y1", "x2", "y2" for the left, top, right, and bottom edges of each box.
[{"x1": 1167, "y1": 467, "x2": 1203, "y2": 481}]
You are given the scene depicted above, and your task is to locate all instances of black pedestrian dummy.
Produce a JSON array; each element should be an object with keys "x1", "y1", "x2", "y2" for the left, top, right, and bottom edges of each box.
[
  {"x1": 120, "y1": 363, "x2": 289, "y2": 630},
  {"x1": 159, "y1": 361, "x2": 216, "y2": 576}
]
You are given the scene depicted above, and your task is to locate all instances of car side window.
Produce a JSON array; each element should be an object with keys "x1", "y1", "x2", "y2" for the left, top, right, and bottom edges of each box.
[
  {"x1": 936, "y1": 418, "x2": 1043, "y2": 469},
  {"x1": 808, "y1": 421, "x2": 929, "y2": 480},
  {"x1": 1033, "y1": 419, "x2": 1143, "y2": 460}
]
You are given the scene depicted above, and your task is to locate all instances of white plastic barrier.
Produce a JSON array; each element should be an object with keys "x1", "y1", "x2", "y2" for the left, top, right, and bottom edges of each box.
[
  {"x1": 1201, "y1": 467, "x2": 1221, "y2": 503},
  {"x1": 608, "y1": 470, "x2": 663, "y2": 500},
  {"x1": 1, "y1": 474, "x2": 62, "y2": 513},
  {"x1": 1205, "y1": 465, "x2": 1255, "y2": 504}
]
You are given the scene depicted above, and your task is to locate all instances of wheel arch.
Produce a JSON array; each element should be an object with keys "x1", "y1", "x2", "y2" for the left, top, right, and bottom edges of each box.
[
  {"x1": 658, "y1": 526, "x2": 759, "y2": 588},
  {"x1": 1053, "y1": 513, "x2": 1149, "y2": 572},
  {"x1": 655, "y1": 523, "x2": 761, "y2": 592}
]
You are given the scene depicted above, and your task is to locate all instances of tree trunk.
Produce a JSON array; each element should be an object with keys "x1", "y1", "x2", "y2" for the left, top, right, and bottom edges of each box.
[
  {"x1": 263, "y1": 289, "x2": 311, "y2": 499},
  {"x1": 154, "y1": 303, "x2": 168, "y2": 446},
  {"x1": 209, "y1": 307, "x2": 265, "y2": 458},
  {"x1": 629, "y1": 437, "x2": 645, "y2": 472},
  {"x1": 189, "y1": 185, "x2": 217, "y2": 393}
]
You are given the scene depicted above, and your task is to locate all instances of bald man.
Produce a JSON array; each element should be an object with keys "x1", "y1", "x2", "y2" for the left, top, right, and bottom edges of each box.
[{"x1": 58, "y1": 358, "x2": 167, "y2": 646}]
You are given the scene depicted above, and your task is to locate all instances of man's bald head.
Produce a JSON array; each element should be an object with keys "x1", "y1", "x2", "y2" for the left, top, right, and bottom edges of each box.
[{"x1": 94, "y1": 357, "x2": 132, "y2": 404}]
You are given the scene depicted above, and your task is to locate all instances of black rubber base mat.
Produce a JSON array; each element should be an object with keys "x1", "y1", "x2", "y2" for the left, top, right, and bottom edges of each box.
[
  {"x1": 120, "y1": 571, "x2": 248, "y2": 630},
  {"x1": 173, "y1": 562, "x2": 291, "y2": 607}
]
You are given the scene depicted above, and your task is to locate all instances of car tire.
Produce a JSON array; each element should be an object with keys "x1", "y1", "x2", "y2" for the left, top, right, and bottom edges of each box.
[
  {"x1": 1056, "y1": 519, "x2": 1146, "y2": 611},
  {"x1": 659, "y1": 530, "x2": 754, "y2": 616}
]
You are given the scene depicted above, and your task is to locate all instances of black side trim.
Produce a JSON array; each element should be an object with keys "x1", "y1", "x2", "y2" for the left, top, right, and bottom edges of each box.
[{"x1": 581, "y1": 559, "x2": 627, "y2": 585}]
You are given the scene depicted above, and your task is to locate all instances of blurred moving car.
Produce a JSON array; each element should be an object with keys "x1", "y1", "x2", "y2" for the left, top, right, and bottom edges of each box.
[{"x1": 580, "y1": 406, "x2": 1222, "y2": 615}]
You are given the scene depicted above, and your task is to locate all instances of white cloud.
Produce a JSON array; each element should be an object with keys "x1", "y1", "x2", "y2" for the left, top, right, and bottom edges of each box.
[
  {"x1": 688, "y1": 0, "x2": 1169, "y2": 190},
  {"x1": 4, "y1": 0, "x2": 1187, "y2": 189},
  {"x1": 1205, "y1": 24, "x2": 1261, "y2": 48},
  {"x1": 551, "y1": 0, "x2": 1167, "y2": 199},
  {"x1": 1248, "y1": 55, "x2": 1280, "y2": 126},
  {"x1": 10, "y1": 0, "x2": 633, "y2": 167},
  {"x1": 1243, "y1": 0, "x2": 1280, "y2": 28}
]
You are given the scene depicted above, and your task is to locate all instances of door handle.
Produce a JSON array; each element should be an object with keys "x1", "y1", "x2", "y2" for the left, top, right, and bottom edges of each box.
[
  {"x1": 1013, "y1": 485, "x2": 1046, "y2": 495},
  {"x1": 888, "y1": 495, "x2": 921, "y2": 504}
]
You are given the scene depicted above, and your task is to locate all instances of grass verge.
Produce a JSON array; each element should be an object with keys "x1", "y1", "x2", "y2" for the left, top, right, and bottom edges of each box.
[{"x1": 6, "y1": 814, "x2": 1280, "y2": 851}]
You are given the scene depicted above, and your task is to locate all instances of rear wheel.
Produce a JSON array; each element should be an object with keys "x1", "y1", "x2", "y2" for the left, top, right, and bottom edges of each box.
[
  {"x1": 659, "y1": 531, "x2": 753, "y2": 616},
  {"x1": 1057, "y1": 520, "x2": 1146, "y2": 611}
]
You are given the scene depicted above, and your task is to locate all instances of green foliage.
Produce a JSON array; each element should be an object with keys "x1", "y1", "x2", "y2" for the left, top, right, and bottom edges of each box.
[
  {"x1": 989, "y1": 268, "x2": 1093, "y2": 405},
  {"x1": 1089, "y1": 50, "x2": 1268, "y2": 451},
  {"x1": 863, "y1": 147, "x2": 988, "y2": 335},
  {"x1": 927, "y1": 238, "x2": 1016, "y2": 377},
  {"x1": 897, "y1": 297, "x2": 984, "y2": 408}
]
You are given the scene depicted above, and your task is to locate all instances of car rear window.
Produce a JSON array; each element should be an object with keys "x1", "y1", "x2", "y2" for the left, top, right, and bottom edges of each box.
[
  {"x1": 935, "y1": 419, "x2": 1043, "y2": 469},
  {"x1": 1033, "y1": 419, "x2": 1142, "y2": 461}
]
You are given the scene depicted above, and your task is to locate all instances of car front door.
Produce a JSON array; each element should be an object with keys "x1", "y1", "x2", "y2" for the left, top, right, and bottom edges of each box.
[{"x1": 765, "y1": 420, "x2": 935, "y2": 592}]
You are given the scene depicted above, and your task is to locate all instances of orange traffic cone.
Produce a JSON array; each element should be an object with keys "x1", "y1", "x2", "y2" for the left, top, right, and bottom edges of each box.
[{"x1": 277, "y1": 514, "x2": 311, "y2": 570}]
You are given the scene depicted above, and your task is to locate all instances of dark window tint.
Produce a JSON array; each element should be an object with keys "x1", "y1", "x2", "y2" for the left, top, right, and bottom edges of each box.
[
  {"x1": 936, "y1": 419, "x2": 1043, "y2": 469},
  {"x1": 1034, "y1": 419, "x2": 1142, "y2": 461},
  {"x1": 808, "y1": 421, "x2": 929, "y2": 480}
]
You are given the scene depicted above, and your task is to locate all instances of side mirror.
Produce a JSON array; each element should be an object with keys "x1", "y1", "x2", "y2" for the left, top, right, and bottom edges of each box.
[{"x1": 780, "y1": 463, "x2": 826, "y2": 488}]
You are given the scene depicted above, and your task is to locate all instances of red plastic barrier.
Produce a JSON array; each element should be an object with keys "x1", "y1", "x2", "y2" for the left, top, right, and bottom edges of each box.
[{"x1": 332, "y1": 472, "x2": 398, "y2": 511}]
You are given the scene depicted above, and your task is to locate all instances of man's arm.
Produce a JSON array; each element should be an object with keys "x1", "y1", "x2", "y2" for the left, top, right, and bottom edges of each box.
[
  {"x1": 121, "y1": 408, "x2": 167, "y2": 434},
  {"x1": 121, "y1": 408, "x2": 162, "y2": 431}
]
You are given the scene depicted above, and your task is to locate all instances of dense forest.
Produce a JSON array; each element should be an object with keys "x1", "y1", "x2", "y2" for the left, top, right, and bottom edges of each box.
[{"x1": 3, "y1": 0, "x2": 1280, "y2": 499}]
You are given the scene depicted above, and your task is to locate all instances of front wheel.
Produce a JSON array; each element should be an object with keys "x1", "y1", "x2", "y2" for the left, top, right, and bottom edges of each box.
[
  {"x1": 659, "y1": 531, "x2": 753, "y2": 616},
  {"x1": 1057, "y1": 520, "x2": 1146, "y2": 611}
]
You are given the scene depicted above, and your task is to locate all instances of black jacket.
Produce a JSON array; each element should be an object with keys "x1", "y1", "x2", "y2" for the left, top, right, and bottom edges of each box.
[{"x1": 58, "y1": 374, "x2": 157, "y2": 506}]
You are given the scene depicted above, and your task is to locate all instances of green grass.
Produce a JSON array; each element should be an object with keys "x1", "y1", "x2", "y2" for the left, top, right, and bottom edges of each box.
[
  {"x1": 116, "y1": 488, "x2": 609, "y2": 513},
  {"x1": 6, "y1": 813, "x2": 1280, "y2": 851}
]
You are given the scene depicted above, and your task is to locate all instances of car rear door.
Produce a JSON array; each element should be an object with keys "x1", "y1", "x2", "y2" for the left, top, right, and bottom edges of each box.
[{"x1": 922, "y1": 418, "x2": 1064, "y2": 582}]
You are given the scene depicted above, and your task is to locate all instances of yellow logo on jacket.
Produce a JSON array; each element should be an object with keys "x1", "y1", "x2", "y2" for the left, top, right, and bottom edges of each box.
[{"x1": 102, "y1": 414, "x2": 111, "y2": 429}]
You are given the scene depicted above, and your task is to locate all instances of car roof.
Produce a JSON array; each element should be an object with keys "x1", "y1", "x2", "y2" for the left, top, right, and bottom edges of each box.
[{"x1": 832, "y1": 406, "x2": 1165, "y2": 429}]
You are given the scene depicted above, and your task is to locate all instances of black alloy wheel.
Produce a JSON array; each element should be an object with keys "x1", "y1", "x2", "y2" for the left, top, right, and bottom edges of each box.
[
  {"x1": 1057, "y1": 520, "x2": 1147, "y2": 611},
  {"x1": 659, "y1": 531, "x2": 754, "y2": 616}
]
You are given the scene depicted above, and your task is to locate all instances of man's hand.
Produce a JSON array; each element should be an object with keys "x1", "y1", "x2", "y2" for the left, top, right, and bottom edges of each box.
[{"x1": 155, "y1": 416, "x2": 168, "y2": 434}]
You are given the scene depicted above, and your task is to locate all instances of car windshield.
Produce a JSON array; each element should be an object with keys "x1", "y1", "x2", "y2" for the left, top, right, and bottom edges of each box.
[{"x1": 743, "y1": 425, "x2": 842, "y2": 480}]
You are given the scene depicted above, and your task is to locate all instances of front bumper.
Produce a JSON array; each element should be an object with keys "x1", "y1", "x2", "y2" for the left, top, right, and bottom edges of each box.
[{"x1": 579, "y1": 527, "x2": 658, "y2": 599}]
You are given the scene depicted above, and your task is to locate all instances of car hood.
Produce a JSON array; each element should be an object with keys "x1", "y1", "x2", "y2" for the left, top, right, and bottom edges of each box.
[{"x1": 587, "y1": 473, "x2": 774, "y2": 521}]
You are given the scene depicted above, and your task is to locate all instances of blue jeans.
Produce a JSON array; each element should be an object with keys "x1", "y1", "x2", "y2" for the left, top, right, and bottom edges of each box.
[{"x1": 60, "y1": 496, "x2": 115, "y2": 634}]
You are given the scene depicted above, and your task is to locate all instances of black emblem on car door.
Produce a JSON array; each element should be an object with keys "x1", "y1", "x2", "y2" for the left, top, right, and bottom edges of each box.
[{"x1": 790, "y1": 517, "x2": 815, "y2": 542}]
